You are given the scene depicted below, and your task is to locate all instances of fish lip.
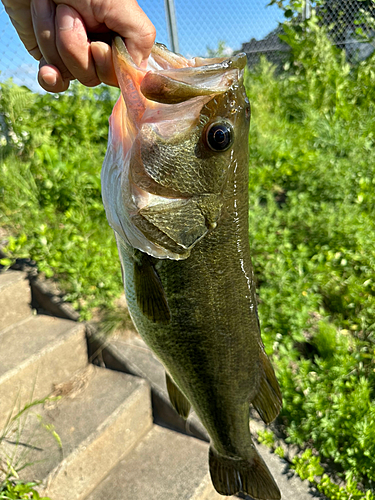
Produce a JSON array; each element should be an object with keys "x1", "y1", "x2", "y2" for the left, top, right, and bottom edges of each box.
[
  {"x1": 113, "y1": 36, "x2": 247, "y2": 73},
  {"x1": 112, "y1": 36, "x2": 246, "y2": 107},
  {"x1": 113, "y1": 36, "x2": 147, "y2": 74},
  {"x1": 192, "y1": 52, "x2": 247, "y2": 72}
]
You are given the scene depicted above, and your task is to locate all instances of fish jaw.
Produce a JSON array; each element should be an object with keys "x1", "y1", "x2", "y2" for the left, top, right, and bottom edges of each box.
[{"x1": 101, "y1": 37, "x2": 248, "y2": 260}]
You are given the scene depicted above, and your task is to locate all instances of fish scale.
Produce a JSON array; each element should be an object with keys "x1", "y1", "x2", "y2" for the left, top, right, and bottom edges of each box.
[{"x1": 101, "y1": 37, "x2": 282, "y2": 500}]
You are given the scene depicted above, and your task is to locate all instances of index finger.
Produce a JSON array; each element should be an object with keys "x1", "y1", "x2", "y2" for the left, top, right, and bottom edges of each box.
[
  {"x1": 2, "y1": 0, "x2": 42, "y2": 59},
  {"x1": 90, "y1": 0, "x2": 156, "y2": 66}
]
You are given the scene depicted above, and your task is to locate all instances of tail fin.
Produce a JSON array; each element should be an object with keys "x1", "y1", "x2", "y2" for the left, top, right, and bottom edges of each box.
[{"x1": 209, "y1": 446, "x2": 280, "y2": 500}]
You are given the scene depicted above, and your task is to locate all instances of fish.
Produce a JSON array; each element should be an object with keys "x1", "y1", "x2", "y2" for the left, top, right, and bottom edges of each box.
[{"x1": 101, "y1": 36, "x2": 282, "y2": 500}]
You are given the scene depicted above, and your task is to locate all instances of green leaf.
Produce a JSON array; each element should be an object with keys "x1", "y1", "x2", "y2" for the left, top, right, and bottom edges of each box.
[{"x1": 0, "y1": 258, "x2": 13, "y2": 267}]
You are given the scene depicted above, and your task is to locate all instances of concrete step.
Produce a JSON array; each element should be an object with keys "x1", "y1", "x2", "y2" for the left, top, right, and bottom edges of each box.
[
  {"x1": 7, "y1": 366, "x2": 152, "y2": 500},
  {"x1": 89, "y1": 334, "x2": 318, "y2": 500},
  {"x1": 0, "y1": 315, "x2": 87, "y2": 428},
  {"x1": 0, "y1": 270, "x2": 31, "y2": 330},
  {"x1": 85, "y1": 425, "x2": 227, "y2": 500},
  {"x1": 88, "y1": 333, "x2": 209, "y2": 442}
]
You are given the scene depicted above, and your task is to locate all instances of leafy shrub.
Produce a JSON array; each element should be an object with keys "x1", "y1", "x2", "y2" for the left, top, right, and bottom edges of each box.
[
  {"x1": 256, "y1": 428, "x2": 375, "y2": 500},
  {"x1": 257, "y1": 429, "x2": 275, "y2": 447},
  {"x1": 0, "y1": 481, "x2": 50, "y2": 499},
  {"x1": 245, "y1": 14, "x2": 375, "y2": 493},
  {"x1": 292, "y1": 449, "x2": 324, "y2": 482},
  {"x1": 0, "y1": 82, "x2": 123, "y2": 318}
]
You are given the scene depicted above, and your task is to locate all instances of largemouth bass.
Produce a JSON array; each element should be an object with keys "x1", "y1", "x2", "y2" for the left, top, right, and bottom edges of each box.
[{"x1": 101, "y1": 37, "x2": 282, "y2": 500}]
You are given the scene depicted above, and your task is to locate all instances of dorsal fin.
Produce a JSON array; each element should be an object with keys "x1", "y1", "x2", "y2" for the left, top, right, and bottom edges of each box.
[{"x1": 252, "y1": 348, "x2": 282, "y2": 424}]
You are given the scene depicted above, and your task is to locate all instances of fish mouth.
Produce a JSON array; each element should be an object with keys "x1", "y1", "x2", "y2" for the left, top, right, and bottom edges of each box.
[
  {"x1": 102, "y1": 38, "x2": 248, "y2": 261},
  {"x1": 113, "y1": 36, "x2": 247, "y2": 107}
]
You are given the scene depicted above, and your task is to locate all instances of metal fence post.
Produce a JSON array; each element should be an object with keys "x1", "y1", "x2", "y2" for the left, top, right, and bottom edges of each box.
[
  {"x1": 164, "y1": 0, "x2": 179, "y2": 53},
  {"x1": 303, "y1": 0, "x2": 311, "y2": 20}
]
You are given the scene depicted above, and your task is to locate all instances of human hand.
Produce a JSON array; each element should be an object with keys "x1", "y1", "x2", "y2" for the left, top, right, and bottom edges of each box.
[{"x1": 2, "y1": 0, "x2": 156, "y2": 92}]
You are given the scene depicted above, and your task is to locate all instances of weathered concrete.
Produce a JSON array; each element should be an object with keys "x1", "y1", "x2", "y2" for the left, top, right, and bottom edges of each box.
[
  {"x1": 7, "y1": 366, "x2": 153, "y2": 500},
  {"x1": 86, "y1": 425, "x2": 230, "y2": 500},
  {"x1": 0, "y1": 270, "x2": 31, "y2": 330},
  {"x1": 0, "y1": 270, "x2": 321, "y2": 500},
  {"x1": 0, "y1": 315, "x2": 87, "y2": 428},
  {"x1": 254, "y1": 443, "x2": 322, "y2": 500},
  {"x1": 89, "y1": 333, "x2": 209, "y2": 441},
  {"x1": 90, "y1": 334, "x2": 321, "y2": 500},
  {"x1": 30, "y1": 276, "x2": 80, "y2": 321}
]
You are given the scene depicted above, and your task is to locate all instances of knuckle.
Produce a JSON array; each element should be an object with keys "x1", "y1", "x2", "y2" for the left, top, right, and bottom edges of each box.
[
  {"x1": 79, "y1": 74, "x2": 101, "y2": 87},
  {"x1": 60, "y1": 68, "x2": 74, "y2": 80},
  {"x1": 140, "y1": 24, "x2": 156, "y2": 46},
  {"x1": 28, "y1": 46, "x2": 43, "y2": 60}
]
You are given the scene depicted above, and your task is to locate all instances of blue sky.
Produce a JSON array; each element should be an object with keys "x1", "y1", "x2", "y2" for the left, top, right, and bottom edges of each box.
[{"x1": 0, "y1": 0, "x2": 284, "y2": 93}]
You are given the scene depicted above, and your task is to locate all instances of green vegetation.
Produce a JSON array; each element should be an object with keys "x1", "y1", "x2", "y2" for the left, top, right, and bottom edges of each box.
[
  {"x1": 1, "y1": 12, "x2": 375, "y2": 498},
  {"x1": 257, "y1": 430, "x2": 375, "y2": 500},
  {"x1": 0, "y1": 481, "x2": 49, "y2": 499},
  {"x1": 245, "y1": 14, "x2": 375, "y2": 498},
  {"x1": 0, "y1": 83, "x2": 123, "y2": 319},
  {"x1": 0, "y1": 397, "x2": 56, "y2": 500}
]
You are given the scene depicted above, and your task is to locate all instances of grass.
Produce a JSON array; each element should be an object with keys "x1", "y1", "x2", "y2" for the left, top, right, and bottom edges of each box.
[
  {"x1": 244, "y1": 15, "x2": 375, "y2": 496},
  {"x1": 0, "y1": 395, "x2": 59, "y2": 500},
  {"x1": 0, "y1": 83, "x2": 123, "y2": 320}
]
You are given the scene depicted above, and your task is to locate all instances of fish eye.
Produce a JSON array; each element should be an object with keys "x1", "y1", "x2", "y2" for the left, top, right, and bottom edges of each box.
[{"x1": 205, "y1": 121, "x2": 233, "y2": 152}]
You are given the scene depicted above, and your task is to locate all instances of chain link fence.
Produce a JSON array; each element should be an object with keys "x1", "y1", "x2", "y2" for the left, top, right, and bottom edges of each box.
[
  {"x1": 0, "y1": 0, "x2": 374, "y2": 93},
  {"x1": 243, "y1": 0, "x2": 375, "y2": 67},
  {"x1": 317, "y1": 0, "x2": 375, "y2": 62},
  {"x1": 0, "y1": 0, "x2": 282, "y2": 92}
]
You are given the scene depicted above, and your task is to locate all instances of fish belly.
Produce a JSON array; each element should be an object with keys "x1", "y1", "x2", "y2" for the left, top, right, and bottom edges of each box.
[{"x1": 116, "y1": 223, "x2": 281, "y2": 499}]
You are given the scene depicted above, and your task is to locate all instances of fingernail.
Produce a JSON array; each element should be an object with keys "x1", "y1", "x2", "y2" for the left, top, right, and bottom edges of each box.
[
  {"x1": 41, "y1": 71, "x2": 57, "y2": 87},
  {"x1": 57, "y1": 5, "x2": 75, "y2": 31},
  {"x1": 32, "y1": 0, "x2": 52, "y2": 18}
]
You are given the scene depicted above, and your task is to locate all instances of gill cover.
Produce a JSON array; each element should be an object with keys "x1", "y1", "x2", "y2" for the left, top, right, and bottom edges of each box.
[{"x1": 101, "y1": 37, "x2": 246, "y2": 259}]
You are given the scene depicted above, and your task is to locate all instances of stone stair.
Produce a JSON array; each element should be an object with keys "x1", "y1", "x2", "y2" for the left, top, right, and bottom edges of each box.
[
  {"x1": 0, "y1": 314, "x2": 87, "y2": 430},
  {"x1": 88, "y1": 329, "x2": 321, "y2": 500},
  {"x1": 0, "y1": 270, "x2": 320, "y2": 500},
  {"x1": 0, "y1": 271, "x2": 228, "y2": 500},
  {"x1": 85, "y1": 426, "x2": 219, "y2": 500}
]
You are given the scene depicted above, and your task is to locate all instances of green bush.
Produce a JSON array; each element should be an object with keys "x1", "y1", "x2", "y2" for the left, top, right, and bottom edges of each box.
[
  {"x1": 0, "y1": 82, "x2": 123, "y2": 318},
  {"x1": 245, "y1": 15, "x2": 375, "y2": 493},
  {"x1": 0, "y1": 481, "x2": 50, "y2": 499}
]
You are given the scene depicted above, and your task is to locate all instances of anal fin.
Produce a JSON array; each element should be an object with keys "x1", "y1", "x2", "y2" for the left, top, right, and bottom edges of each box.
[
  {"x1": 252, "y1": 348, "x2": 282, "y2": 425},
  {"x1": 134, "y1": 253, "x2": 171, "y2": 323},
  {"x1": 166, "y1": 373, "x2": 191, "y2": 419}
]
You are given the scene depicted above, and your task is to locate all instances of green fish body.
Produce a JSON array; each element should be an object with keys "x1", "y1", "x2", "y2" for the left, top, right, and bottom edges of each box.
[{"x1": 101, "y1": 37, "x2": 282, "y2": 500}]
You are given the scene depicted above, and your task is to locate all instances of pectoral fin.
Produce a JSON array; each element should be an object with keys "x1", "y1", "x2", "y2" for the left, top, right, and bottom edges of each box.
[
  {"x1": 252, "y1": 348, "x2": 282, "y2": 424},
  {"x1": 133, "y1": 253, "x2": 171, "y2": 323},
  {"x1": 166, "y1": 373, "x2": 191, "y2": 419}
]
